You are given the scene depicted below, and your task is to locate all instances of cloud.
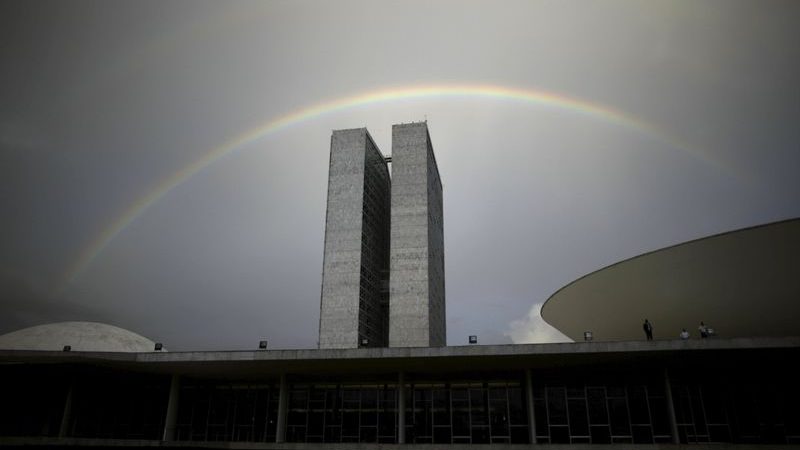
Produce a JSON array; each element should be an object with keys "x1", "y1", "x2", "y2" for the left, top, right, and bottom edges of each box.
[
  {"x1": 0, "y1": 271, "x2": 103, "y2": 335},
  {"x1": 505, "y1": 302, "x2": 572, "y2": 344},
  {"x1": 0, "y1": 121, "x2": 45, "y2": 151}
]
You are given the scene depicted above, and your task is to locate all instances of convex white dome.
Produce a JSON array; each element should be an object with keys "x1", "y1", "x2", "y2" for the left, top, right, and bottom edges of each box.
[{"x1": 0, "y1": 321, "x2": 159, "y2": 352}]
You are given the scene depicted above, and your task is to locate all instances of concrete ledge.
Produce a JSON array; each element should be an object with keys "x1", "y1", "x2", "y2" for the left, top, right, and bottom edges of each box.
[
  {"x1": 0, "y1": 437, "x2": 796, "y2": 449},
  {"x1": 2, "y1": 337, "x2": 798, "y2": 377},
  {"x1": 2, "y1": 336, "x2": 798, "y2": 362}
]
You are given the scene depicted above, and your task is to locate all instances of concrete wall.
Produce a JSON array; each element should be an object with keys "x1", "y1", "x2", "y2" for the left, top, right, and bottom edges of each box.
[
  {"x1": 318, "y1": 129, "x2": 368, "y2": 349},
  {"x1": 389, "y1": 122, "x2": 446, "y2": 347},
  {"x1": 318, "y1": 129, "x2": 390, "y2": 349}
]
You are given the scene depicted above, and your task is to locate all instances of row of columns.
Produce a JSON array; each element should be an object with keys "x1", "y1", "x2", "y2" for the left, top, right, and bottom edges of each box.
[{"x1": 56, "y1": 369, "x2": 680, "y2": 444}]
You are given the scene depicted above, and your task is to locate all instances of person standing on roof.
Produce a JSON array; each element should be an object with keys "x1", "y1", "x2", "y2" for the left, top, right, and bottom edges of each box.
[
  {"x1": 643, "y1": 319, "x2": 654, "y2": 341},
  {"x1": 699, "y1": 321, "x2": 709, "y2": 338}
]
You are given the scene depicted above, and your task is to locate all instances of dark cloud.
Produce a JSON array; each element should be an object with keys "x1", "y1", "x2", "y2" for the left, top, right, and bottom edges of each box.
[{"x1": 0, "y1": 271, "x2": 104, "y2": 334}]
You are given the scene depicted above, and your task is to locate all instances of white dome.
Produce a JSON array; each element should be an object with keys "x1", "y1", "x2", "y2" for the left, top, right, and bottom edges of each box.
[{"x1": 0, "y1": 321, "x2": 159, "y2": 352}]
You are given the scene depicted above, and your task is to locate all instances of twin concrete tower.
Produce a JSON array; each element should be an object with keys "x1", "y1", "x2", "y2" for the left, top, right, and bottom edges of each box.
[{"x1": 318, "y1": 122, "x2": 445, "y2": 349}]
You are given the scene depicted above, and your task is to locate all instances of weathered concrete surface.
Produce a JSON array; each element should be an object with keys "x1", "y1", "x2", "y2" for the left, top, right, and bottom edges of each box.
[
  {"x1": 318, "y1": 129, "x2": 390, "y2": 349},
  {"x1": 389, "y1": 122, "x2": 445, "y2": 347}
]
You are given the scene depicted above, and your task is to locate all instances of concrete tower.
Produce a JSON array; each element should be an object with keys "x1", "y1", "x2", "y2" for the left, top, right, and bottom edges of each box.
[
  {"x1": 318, "y1": 128, "x2": 391, "y2": 349},
  {"x1": 389, "y1": 122, "x2": 446, "y2": 347}
]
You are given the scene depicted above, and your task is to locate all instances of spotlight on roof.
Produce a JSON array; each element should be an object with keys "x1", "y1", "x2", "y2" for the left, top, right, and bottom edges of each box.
[
  {"x1": 583, "y1": 331, "x2": 593, "y2": 342},
  {"x1": 468, "y1": 335, "x2": 478, "y2": 344},
  {"x1": 259, "y1": 340, "x2": 268, "y2": 350},
  {"x1": 360, "y1": 338, "x2": 369, "y2": 347},
  {"x1": 63, "y1": 345, "x2": 71, "y2": 352},
  {"x1": 154, "y1": 342, "x2": 163, "y2": 351}
]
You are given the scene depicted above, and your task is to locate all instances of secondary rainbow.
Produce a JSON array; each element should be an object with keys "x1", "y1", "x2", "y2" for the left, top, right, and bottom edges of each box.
[{"x1": 57, "y1": 83, "x2": 723, "y2": 290}]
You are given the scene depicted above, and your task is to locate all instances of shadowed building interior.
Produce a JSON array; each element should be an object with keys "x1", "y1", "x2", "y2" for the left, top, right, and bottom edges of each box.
[{"x1": 1, "y1": 338, "x2": 799, "y2": 447}]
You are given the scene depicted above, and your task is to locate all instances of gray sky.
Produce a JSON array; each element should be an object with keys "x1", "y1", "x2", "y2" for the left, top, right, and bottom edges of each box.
[{"x1": 1, "y1": 0, "x2": 798, "y2": 350}]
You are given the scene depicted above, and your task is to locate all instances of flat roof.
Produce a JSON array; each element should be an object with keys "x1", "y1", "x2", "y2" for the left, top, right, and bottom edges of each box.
[
  {"x1": 2, "y1": 337, "x2": 798, "y2": 380},
  {"x1": 541, "y1": 218, "x2": 800, "y2": 342}
]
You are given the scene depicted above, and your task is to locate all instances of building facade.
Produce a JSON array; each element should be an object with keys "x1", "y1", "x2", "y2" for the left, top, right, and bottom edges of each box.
[
  {"x1": 389, "y1": 122, "x2": 446, "y2": 347},
  {"x1": 2, "y1": 338, "x2": 799, "y2": 448},
  {"x1": 318, "y1": 122, "x2": 445, "y2": 349},
  {"x1": 318, "y1": 128, "x2": 391, "y2": 349}
]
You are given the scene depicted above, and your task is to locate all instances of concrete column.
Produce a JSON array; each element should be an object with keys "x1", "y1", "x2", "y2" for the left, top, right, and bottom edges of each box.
[
  {"x1": 58, "y1": 379, "x2": 74, "y2": 438},
  {"x1": 275, "y1": 374, "x2": 288, "y2": 443},
  {"x1": 397, "y1": 372, "x2": 406, "y2": 444},
  {"x1": 525, "y1": 369, "x2": 537, "y2": 444},
  {"x1": 664, "y1": 368, "x2": 680, "y2": 444},
  {"x1": 162, "y1": 374, "x2": 180, "y2": 441}
]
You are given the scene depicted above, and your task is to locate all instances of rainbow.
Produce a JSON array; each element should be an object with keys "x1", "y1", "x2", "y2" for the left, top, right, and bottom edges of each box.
[{"x1": 57, "y1": 83, "x2": 726, "y2": 290}]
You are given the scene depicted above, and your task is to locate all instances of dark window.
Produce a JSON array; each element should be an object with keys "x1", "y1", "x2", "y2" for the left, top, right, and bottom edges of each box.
[
  {"x1": 508, "y1": 387, "x2": 526, "y2": 425},
  {"x1": 627, "y1": 386, "x2": 650, "y2": 424},
  {"x1": 471, "y1": 426, "x2": 490, "y2": 443},
  {"x1": 546, "y1": 387, "x2": 568, "y2": 425},
  {"x1": 608, "y1": 397, "x2": 630, "y2": 436},
  {"x1": 632, "y1": 425, "x2": 653, "y2": 443},
  {"x1": 568, "y1": 398, "x2": 589, "y2": 436},
  {"x1": 587, "y1": 387, "x2": 608, "y2": 424},
  {"x1": 591, "y1": 425, "x2": 611, "y2": 443},
  {"x1": 550, "y1": 425, "x2": 570, "y2": 443}
]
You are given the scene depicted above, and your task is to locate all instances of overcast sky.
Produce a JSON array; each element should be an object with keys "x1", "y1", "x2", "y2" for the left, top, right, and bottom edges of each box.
[{"x1": 1, "y1": 1, "x2": 798, "y2": 350}]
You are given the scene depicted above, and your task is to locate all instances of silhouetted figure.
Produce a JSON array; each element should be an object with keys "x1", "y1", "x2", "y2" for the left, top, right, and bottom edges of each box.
[
  {"x1": 643, "y1": 319, "x2": 653, "y2": 340},
  {"x1": 698, "y1": 321, "x2": 709, "y2": 338},
  {"x1": 679, "y1": 328, "x2": 690, "y2": 340}
]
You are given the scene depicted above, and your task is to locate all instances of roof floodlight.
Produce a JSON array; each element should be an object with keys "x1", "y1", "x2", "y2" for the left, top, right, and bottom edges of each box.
[
  {"x1": 259, "y1": 340, "x2": 268, "y2": 350},
  {"x1": 468, "y1": 335, "x2": 478, "y2": 344}
]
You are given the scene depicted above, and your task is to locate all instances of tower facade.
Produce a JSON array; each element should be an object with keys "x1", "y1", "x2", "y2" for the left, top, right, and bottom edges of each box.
[
  {"x1": 389, "y1": 122, "x2": 446, "y2": 347},
  {"x1": 318, "y1": 128, "x2": 390, "y2": 349}
]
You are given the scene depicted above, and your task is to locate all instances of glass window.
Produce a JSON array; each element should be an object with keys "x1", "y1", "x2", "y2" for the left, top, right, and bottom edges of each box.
[
  {"x1": 508, "y1": 387, "x2": 526, "y2": 425},
  {"x1": 590, "y1": 425, "x2": 611, "y2": 443},
  {"x1": 546, "y1": 387, "x2": 568, "y2": 425},
  {"x1": 470, "y1": 389, "x2": 487, "y2": 426},
  {"x1": 649, "y1": 397, "x2": 670, "y2": 436},
  {"x1": 568, "y1": 398, "x2": 589, "y2": 436},
  {"x1": 452, "y1": 409, "x2": 470, "y2": 437},
  {"x1": 632, "y1": 424, "x2": 653, "y2": 443},
  {"x1": 627, "y1": 386, "x2": 650, "y2": 425},
  {"x1": 534, "y1": 399, "x2": 549, "y2": 436},
  {"x1": 307, "y1": 411, "x2": 323, "y2": 436},
  {"x1": 510, "y1": 425, "x2": 529, "y2": 443},
  {"x1": 608, "y1": 397, "x2": 630, "y2": 436},
  {"x1": 550, "y1": 425, "x2": 569, "y2": 443},
  {"x1": 587, "y1": 387, "x2": 608, "y2": 424},
  {"x1": 360, "y1": 426, "x2": 377, "y2": 442},
  {"x1": 361, "y1": 389, "x2": 377, "y2": 409},
  {"x1": 433, "y1": 426, "x2": 451, "y2": 443},
  {"x1": 471, "y1": 426, "x2": 490, "y2": 443}
]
